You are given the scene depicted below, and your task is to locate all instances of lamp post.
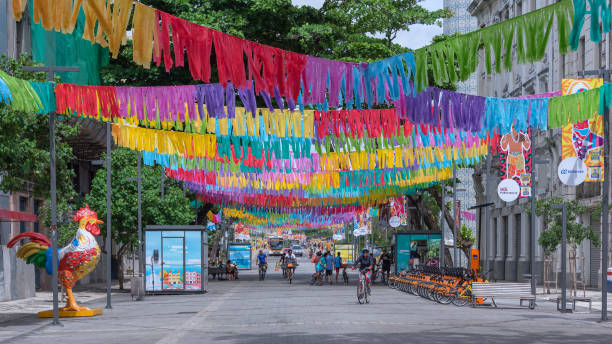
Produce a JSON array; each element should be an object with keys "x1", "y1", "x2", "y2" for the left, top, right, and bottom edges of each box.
[{"x1": 530, "y1": 159, "x2": 549, "y2": 297}]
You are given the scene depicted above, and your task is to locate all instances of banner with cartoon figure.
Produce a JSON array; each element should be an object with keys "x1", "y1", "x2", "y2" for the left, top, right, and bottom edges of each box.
[
  {"x1": 499, "y1": 128, "x2": 532, "y2": 198},
  {"x1": 234, "y1": 223, "x2": 250, "y2": 240},
  {"x1": 561, "y1": 78, "x2": 604, "y2": 182}
]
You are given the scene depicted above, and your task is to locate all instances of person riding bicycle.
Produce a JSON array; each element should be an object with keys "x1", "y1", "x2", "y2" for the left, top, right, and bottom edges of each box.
[
  {"x1": 257, "y1": 250, "x2": 267, "y2": 269},
  {"x1": 353, "y1": 249, "x2": 374, "y2": 291},
  {"x1": 285, "y1": 249, "x2": 297, "y2": 279}
]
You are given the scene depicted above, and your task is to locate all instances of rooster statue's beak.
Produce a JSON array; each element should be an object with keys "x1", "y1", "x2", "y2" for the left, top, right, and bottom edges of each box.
[{"x1": 95, "y1": 219, "x2": 103, "y2": 224}]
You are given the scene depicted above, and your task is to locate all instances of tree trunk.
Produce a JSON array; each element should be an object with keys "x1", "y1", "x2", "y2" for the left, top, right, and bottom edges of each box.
[{"x1": 115, "y1": 243, "x2": 128, "y2": 290}]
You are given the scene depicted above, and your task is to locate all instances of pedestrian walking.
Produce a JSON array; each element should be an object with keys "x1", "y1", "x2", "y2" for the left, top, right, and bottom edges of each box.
[
  {"x1": 325, "y1": 251, "x2": 334, "y2": 284},
  {"x1": 334, "y1": 252, "x2": 342, "y2": 283}
]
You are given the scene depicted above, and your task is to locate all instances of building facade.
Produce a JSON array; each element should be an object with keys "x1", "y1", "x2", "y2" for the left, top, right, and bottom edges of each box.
[{"x1": 468, "y1": 0, "x2": 611, "y2": 288}]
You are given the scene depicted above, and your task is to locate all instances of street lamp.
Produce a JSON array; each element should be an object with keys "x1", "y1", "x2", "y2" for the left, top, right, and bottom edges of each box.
[{"x1": 530, "y1": 159, "x2": 549, "y2": 297}]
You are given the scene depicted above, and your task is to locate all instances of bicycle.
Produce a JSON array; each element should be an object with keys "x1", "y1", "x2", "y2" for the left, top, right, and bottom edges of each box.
[
  {"x1": 287, "y1": 263, "x2": 295, "y2": 284},
  {"x1": 356, "y1": 268, "x2": 371, "y2": 304},
  {"x1": 258, "y1": 263, "x2": 267, "y2": 280}
]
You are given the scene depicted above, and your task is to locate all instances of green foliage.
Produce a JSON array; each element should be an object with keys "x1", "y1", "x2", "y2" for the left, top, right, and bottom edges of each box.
[
  {"x1": 457, "y1": 224, "x2": 475, "y2": 249},
  {"x1": 84, "y1": 148, "x2": 195, "y2": 253},
  {"x1": 0, "y1": 54, "x2": 80, "y2": 244},
  {"x1": 426, "y1": 244, "x2": 440, "y2": 259},
  {"x1": 535, "y1": 197, "x2": 601, "y2": 257}
]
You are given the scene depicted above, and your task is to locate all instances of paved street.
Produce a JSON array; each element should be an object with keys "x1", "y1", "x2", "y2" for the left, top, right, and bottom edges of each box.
[{"x1": 1, "y1": 256, "x2": 611, "y2": 344}]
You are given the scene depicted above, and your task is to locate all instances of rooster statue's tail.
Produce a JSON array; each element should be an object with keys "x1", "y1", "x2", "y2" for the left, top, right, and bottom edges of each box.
[{"x1": 7, "y1": 232, "x2": 53, "y2": 274}]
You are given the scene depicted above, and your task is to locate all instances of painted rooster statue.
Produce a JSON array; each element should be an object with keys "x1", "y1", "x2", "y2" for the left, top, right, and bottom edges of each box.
[{"x1": 7, "y1": 205, "x2": 103, "y2": 311}]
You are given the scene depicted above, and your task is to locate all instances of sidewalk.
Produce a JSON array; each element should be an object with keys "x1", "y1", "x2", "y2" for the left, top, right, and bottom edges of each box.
[
  {"x1": 0, "y1": 281, "x2": 127, "y2": 324},
  {"x1": 536, "y1": 287, "x2": 612, "y2": 312}
]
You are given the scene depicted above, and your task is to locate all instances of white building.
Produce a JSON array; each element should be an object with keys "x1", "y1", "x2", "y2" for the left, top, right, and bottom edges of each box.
[{"x1": 468, "y1": 0, "x2": 611, "y2": 288}]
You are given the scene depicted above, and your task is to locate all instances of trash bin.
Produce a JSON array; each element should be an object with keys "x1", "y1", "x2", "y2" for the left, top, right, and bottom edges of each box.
[
  {"x1": 131, "y1": 275, "x2": 145, "y2": 300},
  {"x1": 608, "y1": 268, "x2": 612, "y2": 293}
]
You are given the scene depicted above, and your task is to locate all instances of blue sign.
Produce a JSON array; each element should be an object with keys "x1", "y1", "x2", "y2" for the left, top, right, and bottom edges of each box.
[{"x1": 229, "y1": 243, "x2": 251, "y2": 270}]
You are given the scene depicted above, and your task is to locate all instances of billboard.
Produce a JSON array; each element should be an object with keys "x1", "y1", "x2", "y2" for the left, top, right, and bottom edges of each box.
[{"x1": 229, "y1": 243, "x2": 252, "y2": 270}]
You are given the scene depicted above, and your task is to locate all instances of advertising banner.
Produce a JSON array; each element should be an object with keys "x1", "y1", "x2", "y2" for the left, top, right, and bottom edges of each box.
[
  {"x1": 228, "y1": 243, "x2": 252, "y2": 270},
  {"x1": 395, "y1": 233, "x2": 442, "y2": 272},
  {"x1": 499, "y1": 128, "x2": 532, "y2": 198},
  {"x1": 145, "y1": 230, "x2": 203, "y2": 292},
  {"x1": 561, "y1": 78, "x2": 604, "y2": 182},
  {"x1": 334, "y1": 243, "x2": 355, "y2": 264},
  {"x1": 332, "y1": 224, "x2": 345, "y2": 241}
]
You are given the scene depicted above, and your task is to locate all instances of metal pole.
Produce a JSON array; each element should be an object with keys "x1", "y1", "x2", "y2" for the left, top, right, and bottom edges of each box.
[
  {"x1": 105, "y1": 122, "x2": 112, "y2": 309},
  {"x1": 530, "y1": 169, "x2": 537, "y2": 296},
  {"x1": 452, "y1": 163, "x2": 457, "y2": 266},
  {"x1": 484, "y1": 147, "x2": 492, "y2": 278},
  {"x1": 602, "y1": 89, "x2": 609, "y2": 321},
  {"x1": 137, "y1": 151, "x2": 144, "y2": 300},
  {"x1": 49, "y1": 112, "x2": 60, "y2": 325},
  {"x1": 440, "y1": 183, "x2": 445, "y2": 268},
  {"x1": 561, "y1": 203, "x2": 567, "y2": 313}
]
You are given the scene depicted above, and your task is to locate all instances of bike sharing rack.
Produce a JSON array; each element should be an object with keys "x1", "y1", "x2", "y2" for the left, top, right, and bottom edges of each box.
[{"x1": 145, "y1": 225, "x2": 208, "y2": 294}]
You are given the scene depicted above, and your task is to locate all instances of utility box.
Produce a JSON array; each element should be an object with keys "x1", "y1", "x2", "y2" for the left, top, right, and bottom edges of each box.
[
  {"x1": 145, "y1": 225, "x2": 208, "y2": 294},
  {"x1": 131, "y1": 275, "x2": 145, "y2": 300}
]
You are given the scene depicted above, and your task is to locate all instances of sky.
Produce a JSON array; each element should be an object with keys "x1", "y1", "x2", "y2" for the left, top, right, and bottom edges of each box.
[{"x1": 291, "y1": 0, "x2": 443, "y2": 50}]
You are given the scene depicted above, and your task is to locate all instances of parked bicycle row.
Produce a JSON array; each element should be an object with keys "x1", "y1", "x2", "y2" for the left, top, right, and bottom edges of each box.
[{"x1": 388, "y1": 265, "x2": 483, "y2": 306}]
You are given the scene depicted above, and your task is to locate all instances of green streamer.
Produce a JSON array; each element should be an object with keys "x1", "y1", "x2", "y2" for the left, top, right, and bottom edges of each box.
[{"x1": 549, "y1": 88, "x2": 600, "y2": 128}]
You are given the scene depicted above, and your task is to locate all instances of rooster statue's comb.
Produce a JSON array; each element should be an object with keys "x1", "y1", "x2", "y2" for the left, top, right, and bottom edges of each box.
[{"x1": 72, "y1": 205, "x2": 99, "y2": 222}]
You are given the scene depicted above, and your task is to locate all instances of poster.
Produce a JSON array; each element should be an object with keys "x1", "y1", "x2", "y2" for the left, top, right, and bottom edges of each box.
[
  {"x1": 145, "y1": 230, "x2": 203, "y2": 292},
  {"x1": 395, "y1": 233, "x2": 442, "y2": 272},
  {"x1": 561, "y1": 78, "x2": 604, "y2": 182},
  {"x1": 334, "y1": 244, "x2": 355, "y2": 264},
  {"x1": 499, "y1": 128, "x2": 532, "y2": 198},
  {"x1": 332, "y1": 224, "x2": 345, "y2": 241},
  {"x1": 228, "y1": 243, "x2": 252, "y2": 269}
]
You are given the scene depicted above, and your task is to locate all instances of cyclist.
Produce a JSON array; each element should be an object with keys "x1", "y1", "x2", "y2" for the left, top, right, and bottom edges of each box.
[
  {"x1": 353, "y1": 249, "x2": 374, "y2": 293},
  {"x1": 285, "y1": 249, "x2": 297, "y2": 280},
  {"x1": 256, "y1": 250, "x2": 267, "y2": 277}
]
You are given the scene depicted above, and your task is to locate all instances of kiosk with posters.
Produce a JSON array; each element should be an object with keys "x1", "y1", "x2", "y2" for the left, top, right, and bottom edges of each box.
[
  {"x1": 394, "y1": 231, "x2": 442, "y2": 273},
  {"x1": 145, "y1": 225, "x2": 208, "y2": 294},
  {"x1": 228, "y1": 243, "x2": 252, "y2": 269}
]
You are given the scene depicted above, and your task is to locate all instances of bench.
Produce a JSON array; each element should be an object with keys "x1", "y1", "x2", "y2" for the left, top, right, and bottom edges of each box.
[
  {"x1": 556, "y1": 296, "x2": 592, "y2": 313},
  {"x1": 471, "y1": 282, "x2": 536, "y2": 309},
  {"x1": 208, "y1": 267, "x2": 227, "y2": 280}
]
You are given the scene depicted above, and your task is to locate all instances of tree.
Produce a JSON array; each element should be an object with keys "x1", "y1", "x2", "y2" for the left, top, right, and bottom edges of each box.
[
  {"x1": 534, "y1": 197, "x2": 600, "y2": 295},
  {"x1": 84, "y1": 148, "x2": 195, "y2": 289},
  {"x1": 322, "y1": 0, "x2": 452, "y2": 49},
  {"x1": 0, "y1": 53, "x2": 80, "y2": 244},
  {"x1": 101, "y1": 0, "x2": 447, "y2": 86}
]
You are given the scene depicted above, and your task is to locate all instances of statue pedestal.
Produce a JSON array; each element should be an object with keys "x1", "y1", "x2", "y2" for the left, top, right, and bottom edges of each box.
[{"x1": 38, "y1": 308, "x2": 103, "y2": 318}]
